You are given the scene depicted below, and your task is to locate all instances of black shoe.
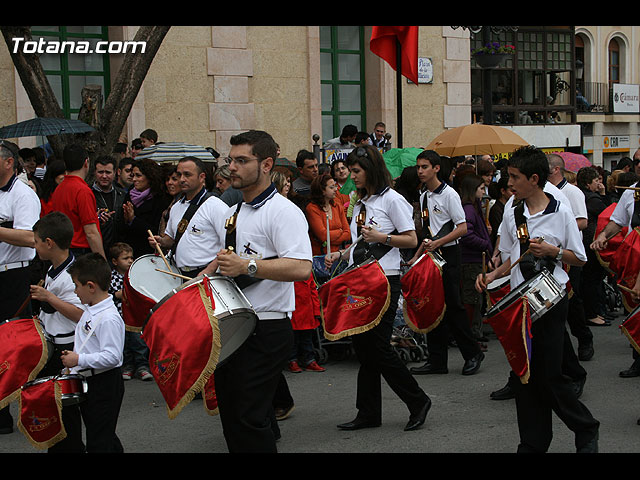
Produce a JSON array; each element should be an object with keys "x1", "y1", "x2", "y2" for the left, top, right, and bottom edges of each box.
[
  {"x1": 573, "y1": 376, "x2": 586, "y2": 399},
  {"x1": 619, "y1": 361, "x2": 640, "y2": 378},
  {"x1": 576, "y1": 433, "x2": 598, "y2": 453},
  {"x1": 410, "y1": 362, "x2": 448, "y2": 375},
  {"x1": 337, "y1": 417, "x2": 381, "y2": 431},
  {"x1": 578, "y1": 342, "x2": 595, "y2": 361},
  {"x1": 404, "y1": 397, "x2": 432, "y2": 431},
  {"x1": 490, "y1": 384, "x2": 515, "y2": 401},
  {"x1": 0, "y1": 425, "x2": 13, "y2": 435},
  {"x1": 462, "y1": 352, "x2": 485, "y2": 376}
]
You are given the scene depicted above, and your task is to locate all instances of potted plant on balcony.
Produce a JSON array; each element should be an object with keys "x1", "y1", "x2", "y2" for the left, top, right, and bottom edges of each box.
[{"x1": 472, "y1": 42, "x2": 515, "y2": 68}]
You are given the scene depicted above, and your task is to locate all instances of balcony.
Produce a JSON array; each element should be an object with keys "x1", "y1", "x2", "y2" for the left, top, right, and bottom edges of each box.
[{"x1": 577, "y1": 82, "x2": 608, "y2": 113}]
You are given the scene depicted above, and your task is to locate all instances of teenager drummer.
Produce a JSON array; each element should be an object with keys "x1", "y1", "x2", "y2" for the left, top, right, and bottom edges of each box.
[
  {"x1": 408, "y1": 150, "x2": 484, "y2": 376},
  {"x1": 199, "y1": 130, "x2": 312, "y2": 453},
  {"x1": 475, "y1": 145, "x2": 599, "y2": 453},
  {"x1": 325, "y1": 145, "x2": 431, "y2": 432}
]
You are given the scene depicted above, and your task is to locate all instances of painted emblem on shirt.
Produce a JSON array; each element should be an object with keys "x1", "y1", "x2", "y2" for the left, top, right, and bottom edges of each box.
[
  {"x1": 240, "y1": 242, "x2": 262, "y2": 259},
  {"x1": 340, "y1": 288, "x2": 373, "y2": 311},
  {"x1": 83, "y1": 319, "x2": 92, "y2": 334},
  {"x1": 189, "y1": 224, "x2": 203, "y2": 236}
]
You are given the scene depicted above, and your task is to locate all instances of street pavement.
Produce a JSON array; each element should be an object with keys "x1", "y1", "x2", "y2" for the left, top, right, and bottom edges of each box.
[{"x1": 3, "y1": 308, "x2": 639, "y2": 454}]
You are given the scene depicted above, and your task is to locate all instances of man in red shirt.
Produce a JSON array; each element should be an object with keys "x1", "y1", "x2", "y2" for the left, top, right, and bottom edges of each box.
[{"x1": 50, "y1": 144, "x2": 105, "y2": 259}]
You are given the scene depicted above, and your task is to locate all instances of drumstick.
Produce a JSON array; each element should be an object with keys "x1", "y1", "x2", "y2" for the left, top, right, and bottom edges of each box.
[
  {"x1": 155, "y1": 268, "x2": 191, "y2": 280},
  {"x1": 504, "y1": 237, "x2": 544, "y2": 276},
  {"x1": 326, "y1": 214, "x2": 331, "y2": 259},
  {"x1": 13, "y1": 279, "x2": 44, "y2": 318},
  {"x1": 148, "y1": 229, "x2": 171, "y2": 271},
  {"x1": 482, "y1": 252, "x2": 487, "y2": 283}
]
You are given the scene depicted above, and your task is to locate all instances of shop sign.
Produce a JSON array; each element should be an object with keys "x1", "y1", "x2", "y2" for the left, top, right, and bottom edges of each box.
[{"x1": 611, "y1": 84, "x2": 640, "y2": 113}]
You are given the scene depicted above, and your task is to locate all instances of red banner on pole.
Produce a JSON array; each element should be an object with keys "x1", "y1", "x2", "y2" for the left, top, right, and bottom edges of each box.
[{"x1": 370, "y1": 26, "x2": 419, "y2": 84}]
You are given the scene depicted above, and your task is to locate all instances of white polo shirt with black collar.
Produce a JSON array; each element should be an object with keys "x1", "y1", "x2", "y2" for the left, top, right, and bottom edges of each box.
[
  {"x1": 175, "y1": 195, "x2": 228, "y2": 269},
  {"x1": 419, "y1": 181, "x2": 466, "y2": 248},
  {"x1": 499, "y1": 194, "x2": 587, "y2": 291},
  {"x1": 214, "y1": 183, "x2": 312, "y2": 320},
  {"x1": 40, "y1": 253, "x2": 83, "y2": 344},
  {"x1": 0, "y1": 174, "x2": 41, "y2": 265},
  {"x1": 349, "y1": 186, "x2": 415, "y2": 276},
  {"x1": 610, "y1": 181, "x2": 638, "y2": 229}
]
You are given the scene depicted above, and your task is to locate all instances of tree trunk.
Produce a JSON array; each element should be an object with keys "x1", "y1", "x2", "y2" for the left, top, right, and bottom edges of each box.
[{"x1": 0, "y1": 25, "x2": 171, "y2": 162}]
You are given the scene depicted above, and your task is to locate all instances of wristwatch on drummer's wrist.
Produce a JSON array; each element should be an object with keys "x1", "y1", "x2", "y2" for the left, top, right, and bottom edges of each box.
[
  {"x1": 555, "y1": 247, "x2": 563, "y2": 262},
  {"x1": 385, "y1": 234, "x2": 392, "y2": 245},
  {"x1": 247, "y1": 259, "x2": 258, "y2": 277}
]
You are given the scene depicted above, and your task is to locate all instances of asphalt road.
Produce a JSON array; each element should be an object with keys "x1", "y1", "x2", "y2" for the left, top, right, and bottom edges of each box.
[{"x1": 3, "y1": 308, "x2": 639, "y2": 454}]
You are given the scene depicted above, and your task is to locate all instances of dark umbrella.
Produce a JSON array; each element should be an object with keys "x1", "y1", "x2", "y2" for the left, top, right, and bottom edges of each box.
[
  {"x1": 273, "y1": 157, "x2": 300, "y2": 179},
  {"x1": 0, "y1": 117, "x2": 95, "y2": 139}
]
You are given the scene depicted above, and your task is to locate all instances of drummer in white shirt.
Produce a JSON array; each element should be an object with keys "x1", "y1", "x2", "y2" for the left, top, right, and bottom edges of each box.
[
  {"x1": 149, "y1": 156, "x2": 228, "y2": 278},
  {"x1": 476, "y1": 145, "x2": 599, "y2": 453},
  {"x1": 200, "y1": 130, "x2": 312, "y2": 453}
]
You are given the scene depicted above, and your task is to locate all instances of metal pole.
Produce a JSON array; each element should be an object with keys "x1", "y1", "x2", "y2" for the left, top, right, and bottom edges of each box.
[{"x1": 396, "y1": 38, "x2": 403, "y2": 148}]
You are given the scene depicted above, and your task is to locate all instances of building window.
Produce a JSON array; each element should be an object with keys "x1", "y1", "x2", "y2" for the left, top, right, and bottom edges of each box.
[
  {"x1": 471, "y1": 26, "x2": 576, "y2": 125},
  {"x1": 608, "y1": 38, "x2": 620, "y2": 87},
  {"x1": 319, "y1": 26, "x2": 366, "y2": 142},
  {"x1": 30, "y1": 26, "x2": 111, "y2": 119}
]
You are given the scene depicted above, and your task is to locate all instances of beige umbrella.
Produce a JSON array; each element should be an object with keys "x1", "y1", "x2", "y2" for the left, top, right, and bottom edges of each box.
[{"x1": 426, "y1": 123, "x2": 529, "y2": 157}]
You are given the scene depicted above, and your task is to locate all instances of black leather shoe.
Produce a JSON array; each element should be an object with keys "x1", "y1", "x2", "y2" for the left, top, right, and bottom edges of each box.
[
  {"x1": 578, "y1": 342, "x2": 595, "y2": 361},
  {"x1": 410, "y1": 363, "x2": 448, "y2": 375},
  {"x1": 462, "y1": 352, "x2": 485, "y2": 376},
  {"x1": 404, "y1": 397, "x2": 431, "y2": 431},
  {"x1": 573, "y1": 376, "x2": 586, "y2": 399},
  {"x1": 490, "y1": 384, "x2": 515, "y2": 400},
  {"x1": 576, "y1": 433, "x2": 598, "y2": 453},
  {"x1": 619, "y1": 360, "x2": 640, "y2": 378},
  {"x1": 337, "y1": 418, "x2": 381, "y2": 431}
]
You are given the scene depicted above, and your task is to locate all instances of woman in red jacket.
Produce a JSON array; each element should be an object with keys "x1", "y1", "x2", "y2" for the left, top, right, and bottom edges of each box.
[{"x1": 305, "y1": 173, "x2": 351, "y2": 257}]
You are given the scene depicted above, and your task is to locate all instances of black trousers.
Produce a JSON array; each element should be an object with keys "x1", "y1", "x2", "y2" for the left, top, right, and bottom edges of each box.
[
  {"x1": 426, "y1": 245, "x2": 481, "y2": 367},
  {"x1": 351, "y1": 275, "x2": 429, "y2": 422},
  {"x1": 566, "y1": 266, "x2": 593, "y2": 347},
  {"x1": 215, "y1": 317, "x2": 293, "y2": 453},
  {"x1": 514, "y1": 295, "x2": 599, "y2": 452}
]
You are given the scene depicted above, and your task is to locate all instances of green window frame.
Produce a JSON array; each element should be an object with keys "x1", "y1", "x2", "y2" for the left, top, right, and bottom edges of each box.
[
  {"x1": 30, "y1": 26, "x2": 111, "y2": 119},
  {"x1": 319, "y1": 26, "x2": 366, "y2": 142}
]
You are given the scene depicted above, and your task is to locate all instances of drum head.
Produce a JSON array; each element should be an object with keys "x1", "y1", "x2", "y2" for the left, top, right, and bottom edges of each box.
[
  {"x1": 488, "y1": 274, "x2": 510, "y2": 291},
  {"x1": 129, "y1": 254, "x2": 183, "y2": 303},
  {"x1": 218, "y1": 312, "x2": 256, "y2": 365}
]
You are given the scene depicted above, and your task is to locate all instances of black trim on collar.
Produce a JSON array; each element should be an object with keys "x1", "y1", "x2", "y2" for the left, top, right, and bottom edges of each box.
[
  {"x1": 180, "y1": 187, "x2": 209, "y2": 205},
  {"x1": 0, "y1": 174, "x2": 17, "y2": 192},
  {"x1": 542, "y1": 193, "x2": 560, "y2": 215},
  {"x1": 246, "y1": 183, "x2": 278, "y2": 208},
  {"x1": 47, "y1": 252, "x2": 75, "y2": 280},
  {"x1": 432, "y1": 182, "x2": 447, "y2": 194},
  {"x1": 556, "y1": 178, "x2": 568, "y2": 190}
]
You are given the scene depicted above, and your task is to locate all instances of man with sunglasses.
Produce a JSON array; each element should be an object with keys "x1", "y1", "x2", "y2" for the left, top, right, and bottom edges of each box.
[{"x1": 201, "y1": 130, "x2": 312, "y2": 453}]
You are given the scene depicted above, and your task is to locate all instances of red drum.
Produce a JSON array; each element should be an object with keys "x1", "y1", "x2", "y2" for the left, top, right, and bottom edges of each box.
[
  {"x1": 122, "y1": 254, "x2": 184, "y2": 332},
  {"x1": 318, "y1": 259, "x2": 391, "y2": 341},
  {"x1": 143, "y1": 275, "x2": 257, "y2": 419},
  {"x1": 486, "y1": 275, "x2": 511, "y2": 308},
  {"x1": 401, "y1": 252, "x2": 446, "y2": 333},
  {"x1": 621, "y1": 303, "x2": 640, "y2": 355},
  {"x1": 22, "y1": 374, "x2": 88, "y2": 407}
]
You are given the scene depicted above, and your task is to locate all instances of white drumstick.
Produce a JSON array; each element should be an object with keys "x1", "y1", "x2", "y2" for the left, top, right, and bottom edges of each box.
[{"x1": 326, "y1": 214, "x2": 331, "y2": 259}]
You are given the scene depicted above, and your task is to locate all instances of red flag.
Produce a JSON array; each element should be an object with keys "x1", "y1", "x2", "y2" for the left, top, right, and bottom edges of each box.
[
  {"x1": 142, "y1": 277, "x2": 220, "y2": 419},
  {"x1": 621, "y1": 305, "x2": 640, "y2": 355},
  {"x1": 0, "y1": 318, "x2": 49, "y2": 410},
  {"x1": 319, "y1": 260, "x2": 390, "y2": 341},
  {"x1": 17, "y1": 379, "x2": 66, "y2": 449},
  {"x1": 611, "y1": 227, "x2": 640, "y2": 312},
  {"x1": 595, "y1": 203, "x2": 628, "y2": 272},
  {"x1": 401, "y1": 253, "x2": 446, "y2": 333},
  {"x1": 370, "y1": 26, "x2": 419, "y2": 84},
  {"x1": 202, "y1": 373, "x2": 218, "y2": 416},
  {"x1": 486, "y1": 297, "x2": 532, "y2": 384},
  {"x1": 291, "y1": 273, "x2": 321, "y2": 331}
]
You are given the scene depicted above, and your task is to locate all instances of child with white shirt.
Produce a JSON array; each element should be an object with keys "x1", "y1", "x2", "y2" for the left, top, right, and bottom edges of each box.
[{"x1": 62, "y1": 253, "x2": 125, "y2": 453}]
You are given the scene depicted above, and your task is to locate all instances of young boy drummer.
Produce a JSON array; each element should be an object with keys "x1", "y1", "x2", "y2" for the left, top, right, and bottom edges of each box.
[
  {"x1": 61, "y1": 253, "x2": 126, "y2": 453},
  {"x1": 476, "y1": 146, "x2": 599, "y2": 453}
]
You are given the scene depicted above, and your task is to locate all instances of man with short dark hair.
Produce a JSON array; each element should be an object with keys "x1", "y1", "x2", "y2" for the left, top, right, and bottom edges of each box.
[
  {"x1": 292, "y1": 149, "x2": 318, "y2": 196},
  {"x1": 50, "y1": 144, "x2": 105, "y2": 259},
  {"x1": 116, "y1": 157, "x2": 134, "y2": 191},
  {"x1": 323, "y1": 124, "x2": 358, "y2": 149},
  {"x1": 92, "y1": 155, "x2": 126, "y2": 254},
  {"x1": 369, "y1": 121, "x2": 390, "y2": 149}
]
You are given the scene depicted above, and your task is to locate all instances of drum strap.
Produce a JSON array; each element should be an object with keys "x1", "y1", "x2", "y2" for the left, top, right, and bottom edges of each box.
[
  {"x1": 420, "y1": 188, "x2": 454, "y2": 240},
  {"x1": 352, "y1": 203, "x2": 397, "y2": 266},
  {"x1": 513, "y1": 200, "x2": 556, "y2": 280},
  {"x1": 173, "y1": 190, "x2": 213, "y2": 248},
  {"x1": 224, "y1": 201, "x2": 277, "y2": 290}
]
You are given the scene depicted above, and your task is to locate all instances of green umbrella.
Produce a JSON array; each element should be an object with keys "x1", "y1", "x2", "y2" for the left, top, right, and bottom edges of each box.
[{"x1": 383, "y1": 147, "x2": 423, "y2": 178}]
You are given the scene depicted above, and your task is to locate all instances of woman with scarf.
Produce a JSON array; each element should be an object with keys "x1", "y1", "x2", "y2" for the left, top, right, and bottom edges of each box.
[{"x1": 118, "y1": 158, "x2": 171, "y2": 258}]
